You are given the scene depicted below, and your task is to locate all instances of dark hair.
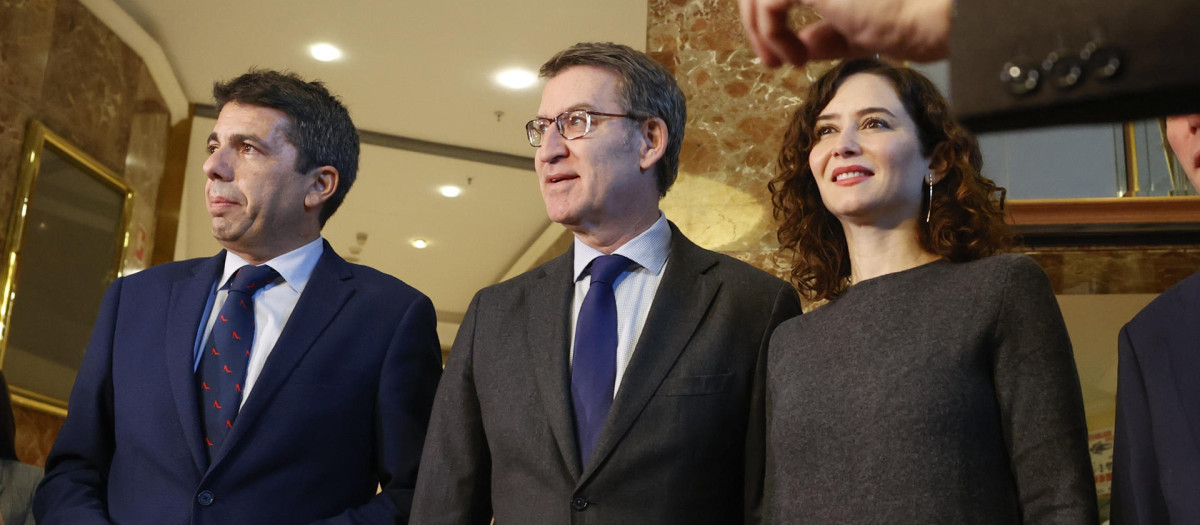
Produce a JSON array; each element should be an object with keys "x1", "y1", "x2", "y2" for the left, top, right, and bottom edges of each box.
[
  {"x1": 540, "y1": 42, "x2": 686, "y2": 196},
  {"x1": 213, "y1": 69, "x2": 359, "y2": 226},
  {"x1": 1, "y1": 372, "x2": 18, "y2": 461},
  {"x1": 770, "y1": 58, "x2": 1013, "y2": 301}
]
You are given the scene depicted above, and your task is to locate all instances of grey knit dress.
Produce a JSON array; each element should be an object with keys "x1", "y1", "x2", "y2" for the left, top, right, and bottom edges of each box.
[{"x1": 765, "y1": 254, "x2": 1098, "y2": 524}]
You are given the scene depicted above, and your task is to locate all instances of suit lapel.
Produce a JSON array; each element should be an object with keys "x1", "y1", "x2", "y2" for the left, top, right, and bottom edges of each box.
[
  {"x1": 164, "y1": 253, "x2": 225, "y2": 476},
  {"x1": 526, "y1": 249, "x2": 584, "y2": 479},
  {"x1": 210, "y1": 244, "x2": 355, "y2": 467},
  {"x1": 580, "y1": 227, "x2": 721, "y2": 484}
]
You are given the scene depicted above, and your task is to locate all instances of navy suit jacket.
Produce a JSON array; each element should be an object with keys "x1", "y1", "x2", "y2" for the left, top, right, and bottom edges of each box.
[
  {"x1": 34, "y1": 243, "x2": 443, "y2": 524},
  {"x1": 1112, "y1": 269, "x2": 1200, "y2": 524}
]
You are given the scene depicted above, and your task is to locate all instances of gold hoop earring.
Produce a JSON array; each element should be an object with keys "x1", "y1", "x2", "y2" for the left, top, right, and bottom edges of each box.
[{"x1": 925, "y1": 173, "x2": 934, "y2": 223}]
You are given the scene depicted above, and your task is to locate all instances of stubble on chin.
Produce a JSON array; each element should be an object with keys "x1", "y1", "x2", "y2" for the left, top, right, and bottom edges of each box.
[{"x1": 210, "y1": 217, "x2": 240, "y2": 244}]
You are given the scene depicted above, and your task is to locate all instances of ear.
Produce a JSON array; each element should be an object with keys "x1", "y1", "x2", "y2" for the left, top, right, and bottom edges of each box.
[
  {"x1": 925, "y1": 143, "x2": 952, "y2": 184},
  {"x1": 926, "y1": 168, "x2": 947, "y2": 185},
  {"x1": 637, "y1": 117, "x2": 669, "y2": 172},
  {"x1": 304, "y1": 166, "x2": 339, "y2": 210}
]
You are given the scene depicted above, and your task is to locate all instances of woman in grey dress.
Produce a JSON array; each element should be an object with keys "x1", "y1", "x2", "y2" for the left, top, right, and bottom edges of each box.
[{"x1": 764, "y1": 58, "x2": 1097, "y2": 524}]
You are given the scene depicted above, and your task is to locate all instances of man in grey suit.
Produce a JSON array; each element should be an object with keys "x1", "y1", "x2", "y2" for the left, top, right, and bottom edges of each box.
[{"x1": 410, "y1": 42, "x2": 803, "y2": 524}]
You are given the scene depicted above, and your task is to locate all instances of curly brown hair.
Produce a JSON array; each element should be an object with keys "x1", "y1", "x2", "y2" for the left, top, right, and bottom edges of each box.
[{"x1": 770, "y1": 58, "x2": 1012, "y2": 301}]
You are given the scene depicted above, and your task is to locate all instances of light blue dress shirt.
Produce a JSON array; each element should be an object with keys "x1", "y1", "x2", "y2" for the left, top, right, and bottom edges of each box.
[
  {"x1": 570, "y1": 213, "x2": 671, "y2": 398},
  {"x1": 191, "y1": 237, "x2": 324, "y2": 407}
]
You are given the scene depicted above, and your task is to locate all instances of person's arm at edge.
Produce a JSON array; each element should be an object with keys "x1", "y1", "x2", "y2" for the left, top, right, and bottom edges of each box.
[
  {"x1": 33, "y1": 280, "x2": 123, "y2": 525},
  {"x1": 745, "y1": 281, "x2": 803, "y2": 525},
  {"x1": 1111, "y1": 325, "x2": 1170, "y2": 525},
  {"x1": 991, "y1": 256, "x2": 1098, "y2": 524}
]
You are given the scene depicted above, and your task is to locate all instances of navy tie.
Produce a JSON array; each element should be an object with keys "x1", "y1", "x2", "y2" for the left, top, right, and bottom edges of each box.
[
  {"x1": 571, "y1": 254, "x2": 633, "y2": 467},
  {"x1": 196, "y1": 264, "x2": 279, "y2": 461}
]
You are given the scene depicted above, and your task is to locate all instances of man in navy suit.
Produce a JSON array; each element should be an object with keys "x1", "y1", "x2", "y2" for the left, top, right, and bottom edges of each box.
[
  {"x1": 34, "y1": 70, "x2": 442, "y2": 524},
  {"x1": 1112, "y1": 113, "x2": 1200, "y2": 525}
]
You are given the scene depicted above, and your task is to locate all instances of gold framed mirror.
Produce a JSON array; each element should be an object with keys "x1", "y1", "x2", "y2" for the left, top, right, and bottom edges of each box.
[{"x1": 0, "y1": 121, "x2": 134, "y2": 415}]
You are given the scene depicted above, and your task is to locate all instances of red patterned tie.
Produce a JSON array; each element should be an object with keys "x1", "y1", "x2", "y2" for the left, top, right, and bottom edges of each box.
[{"x1": 196, "y1": 264, "x2": 279, "y2": 461}]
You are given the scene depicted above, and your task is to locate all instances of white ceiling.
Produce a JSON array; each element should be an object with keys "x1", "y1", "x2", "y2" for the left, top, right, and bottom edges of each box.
[
  {"x1": 113, "y1": 0, "x2": 652, "y2": 348},
  {"x1": 113, "y1": 0, "x2": 649, "y2": 156}
]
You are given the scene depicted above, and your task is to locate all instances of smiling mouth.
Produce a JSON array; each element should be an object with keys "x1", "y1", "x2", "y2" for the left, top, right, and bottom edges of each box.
[{"x1": 834, "y1": 171, "x2": 872, "y2": 182}]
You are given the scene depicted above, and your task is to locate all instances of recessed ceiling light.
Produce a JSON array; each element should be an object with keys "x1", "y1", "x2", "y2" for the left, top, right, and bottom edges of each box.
[
  {"x1": 309, "y1": 43, "x2": 343, "y2": 62},
  {"x1": 439, "y1": 185, "x2": 463, "y2": 198},
  {"x1": 410, "y1": 239, "x2": 429, "y2": 249},
  {"x1": 495, "y1": 68, "x2": 537, "y2": 89}
]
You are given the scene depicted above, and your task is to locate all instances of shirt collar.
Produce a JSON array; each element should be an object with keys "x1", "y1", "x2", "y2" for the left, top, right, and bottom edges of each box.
[
  {"x1": 573, "y1": 213, "x2": 671, "y2": 281},
  {"x1": 220, "y1": 237, "x2": 325, "y2": 294}
]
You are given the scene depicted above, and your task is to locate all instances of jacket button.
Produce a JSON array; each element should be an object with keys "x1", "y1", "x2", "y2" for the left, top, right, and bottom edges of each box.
[
  {"x1": 571, "y1": 496, "x2": 589, "y2": 511},
  {"x1": 1000, "y1": 59, "x2": 1041, "y2": 96},
  {"x1": 1042, "y1": 49, "x2": 1085, "y2": 90},
  {"x1": 1085, "y1": 44, "x2": 1123, "y2": 79},
  {"x1": 197, "y1": 490, "x2": 215, "y2": 506}
]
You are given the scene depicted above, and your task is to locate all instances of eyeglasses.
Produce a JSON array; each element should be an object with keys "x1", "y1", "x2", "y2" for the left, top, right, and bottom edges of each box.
[{"x1": 525, "y1": 109, "x2": 637, "y2": 147}]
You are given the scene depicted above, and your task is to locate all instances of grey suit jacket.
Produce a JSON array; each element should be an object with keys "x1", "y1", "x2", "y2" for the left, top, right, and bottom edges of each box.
[
  {"x1": 411, "y1": 225, "x2": 802, "y2": 525},
  {"x1": 950, "y1": 0, "x2": 1200, "y2": 132},
  {"x1": 1, "y1": 459, "x2": 41, "y2": 525}
]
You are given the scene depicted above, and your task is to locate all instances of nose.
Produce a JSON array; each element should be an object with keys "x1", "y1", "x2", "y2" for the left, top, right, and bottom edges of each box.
[
  {"x1": 831, "y1": 129, "x2": 860, "y2": 158},
  {"x1": 203, "y1": 146, "x2": 232, "y2": 182},
  {"x1": 535, "y1": 123, "x2": 568, "y2": 164}
]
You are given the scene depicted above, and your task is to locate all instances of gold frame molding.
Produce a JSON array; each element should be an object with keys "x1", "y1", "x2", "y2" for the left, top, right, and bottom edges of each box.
[
  {"x1": 0, "y1": 121, "x2": 134, "y2": 416},
  {"x1": 1008, "y1": 197, "x2": 1200, "y2": 227}
]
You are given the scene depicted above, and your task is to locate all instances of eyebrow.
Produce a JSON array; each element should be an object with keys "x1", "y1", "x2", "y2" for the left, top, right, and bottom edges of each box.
[
  {"x1": 537, "y1": 103, "x2": 598, "y2": 120},
  {"x1": 815, "y1": 107, "x2": 897, "y2": 122},
  {"x1": 207, "y1": 132, "x2": 269, "y2": 151}
]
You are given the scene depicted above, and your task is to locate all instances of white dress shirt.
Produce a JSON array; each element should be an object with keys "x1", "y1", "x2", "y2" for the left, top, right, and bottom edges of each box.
[
  {"x1": 192, "y1": 237, "x2": 324, "y2": 407},
  {"x1": 570, "y1": 213, "x2": 671, "y2": 398}
]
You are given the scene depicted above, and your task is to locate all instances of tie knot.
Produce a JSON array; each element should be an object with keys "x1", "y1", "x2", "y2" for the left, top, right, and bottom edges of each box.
[
  {"x1": 229, "y1": 264, "x2": 280, "y2": 294},
  {"x1": 588, "y1": 255, "x2": 633, "y2": 286}
]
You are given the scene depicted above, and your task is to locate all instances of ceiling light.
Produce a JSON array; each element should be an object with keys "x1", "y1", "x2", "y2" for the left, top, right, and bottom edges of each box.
[
  {"x1": 309, "y1": 43, "x2": 343, "y2": 62},
  {"x1": 439, "y1": 185, "x2": 463, "y2": 198},
  {"x1": 495, "y1": 68, "x2": 537, "y2": 89},
  {"x1": 410, "y1": 239, "x2": 429, "y2": 249}
]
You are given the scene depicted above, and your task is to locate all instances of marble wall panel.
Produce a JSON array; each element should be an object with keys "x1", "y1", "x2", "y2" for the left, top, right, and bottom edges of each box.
[
  {"x1": 1029, "y1": 246, "x2": 1200, "y2": 295},
  {"x1": 0, "y1": 0, "x2": 170, "y2": 465},
  {"x1": 37, "y1": 0, "x2": 141, "y2": 174},
  {"x1": 121, "y1": 63, "x2": 170, "y2": 272},
  {"x1": 649, "y1": 0, "x2": 826, "y2": 259},
  {"x1": 11, "y1": 402, "x2": 62, "y2": 467},
  {"x1": 0, "y1": 0, "x2": 57, "y2": 107}
]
